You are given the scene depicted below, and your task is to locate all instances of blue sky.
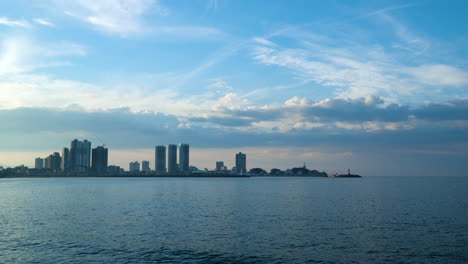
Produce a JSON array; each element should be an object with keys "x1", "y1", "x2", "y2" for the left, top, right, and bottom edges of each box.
[{"x1": 0, "y1": 0, "x2": 467, "y2": 175}]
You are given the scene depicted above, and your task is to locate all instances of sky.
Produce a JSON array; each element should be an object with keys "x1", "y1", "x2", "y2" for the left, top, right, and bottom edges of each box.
[{"x1": 0, "y1": 0, "x2": 467, "y2": 176}]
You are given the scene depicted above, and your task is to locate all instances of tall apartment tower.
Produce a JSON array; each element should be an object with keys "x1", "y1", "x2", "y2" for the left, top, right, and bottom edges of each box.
[
  {"x1": 45, "y1": 152, "x2": 62, "y2": 170},
  {"x1": 70, "y1": 139, "x2": 91, "y2": 172},
  {"x1": 82, "y1": 140, "x2": 91, "y2": 170},
  {"x1": 155, "y1": 145, "x2": 166, "y2": 173},
  {"x1": 62, "y1": 147, "x2": 70, "y2": 171},
  {"x1": 167, "y1": 144, "x2": 178, "y2": 174},
  {"x1": 216, "y1": 161, "x2": 224, "y2": 171},
  {"x1": 35, "y1": 157, "x2": 44, "y2": 169},
  {"x1": 91, "y1": 146, "x2": 108, "y2": 175},
  {"x1": 179, "y1": 143, "x2": 189, "y2": 172},
  {"x1": 235, "y1": 152, "x2": 247, "y2": 174},
  {"x1": 142, "y1": 161, "x2": 150, "y2": 173},
  {"x1": 129, "y1": 161, "x2": 140, "y2": 172}
]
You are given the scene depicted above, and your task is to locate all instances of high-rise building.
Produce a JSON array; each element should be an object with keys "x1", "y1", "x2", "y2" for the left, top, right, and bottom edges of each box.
[
  {"x1": 235, "y1": 152, "x2": 247, "y2": 174},
  {"x1": 45, "y1": 152, "x2": 62, "y2": 170},
  {"x1": 70, "y1": 139, "x2": 91, "y2": 172},
  {"x1": 62, "y1": 147, "x2": 70, "y2": 171},
  {"x1": 44, "y1": 156, "x2": 50, "y2": 169},
  {"x1": 179, "y1": 143, "x2": 189, "y2": 172},
  {"x1": 216, "y1": 161, "x2": 224, "y2": 171},
  {"x1": 155, "y1": 145, "x2": 166, "y2": 173},
  {"x1": 167, "y1": 144, "x2": 177, "y2": 174},
  {"x1": 129, "y1": 161, "x2": 140, "y2": 172},
  {"x1": 35, "y1": 157, "x2": 44, "y2": 169},
  {"x1": 142, "y1": 160, "x2": 150, "y2": 173},
  {"x1": 91, "y1": 146, "x2": 108, "y2": 175}
]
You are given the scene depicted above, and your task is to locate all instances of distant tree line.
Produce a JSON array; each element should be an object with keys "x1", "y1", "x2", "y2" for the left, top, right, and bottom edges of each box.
[{"x1": 249, "y1": 166, "x2": 327, "y2": 177}]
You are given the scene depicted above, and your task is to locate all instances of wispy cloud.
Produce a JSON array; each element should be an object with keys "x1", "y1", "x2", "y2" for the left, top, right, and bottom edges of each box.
[
  {"x1": 0, "y1": 70, "x2": 222, "y2": 117},
  {"x1": 34, "y1": 18, "x2": 55, "y2": 27},
  {"x1": 57, "y1": 0, "x2": 226, "y2": 40},
  {"x1": 62, "y1": 0, "x2": 164, "y2": 36},
  {"x1": 404, "y1": 64, "x2": 468, "y2": 87},
  {"x1": 0, "y1": 17, "x2": 31, "y2": 28},
  {"x1": 0, "y1": 17, "x2": 54, "y2": 29},
  {"x1": 0, "y1": 35, "x2": 234, "y2": 116},
  {"x1": 356, "y1": 3, "x2": 418, "y2": 20},
  {"x1": 253, "y1": 37, "x2": 277, "y2": 47},
  {"x1": 378, "y1": 13, "x2": 430, "y2": 57},
  {"x1": 173, "y1": 42, "x2": 242, "y2": 90},
  {"x1": 251, "y1": 21, "x2": 468, "y2": 102}
]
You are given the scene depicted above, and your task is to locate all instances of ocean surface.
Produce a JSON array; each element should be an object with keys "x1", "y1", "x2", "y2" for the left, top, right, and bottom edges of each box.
[{"x1": 0, "y1": 176, "x2": 467, "y2": 264}]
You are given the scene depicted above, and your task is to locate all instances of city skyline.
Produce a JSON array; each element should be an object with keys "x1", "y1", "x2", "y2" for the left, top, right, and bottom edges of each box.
[
  {"x1": 0, "y1": 1, "x2": 467, "y2": 176},
  {"x1": 28, "y1": 138, "x2": 260, "y2": 174}
]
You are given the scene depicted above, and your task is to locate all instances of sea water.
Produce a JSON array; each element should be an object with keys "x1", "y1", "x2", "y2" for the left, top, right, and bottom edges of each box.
[{"x1": 0, "y1": 177, "x2": 467, "y2": 263}]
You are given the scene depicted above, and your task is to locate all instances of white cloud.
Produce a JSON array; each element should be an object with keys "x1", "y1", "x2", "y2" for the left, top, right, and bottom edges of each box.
[
  {"x1": 0, "y1": 17, "x2": 31, "y2": 28},
  {"x1": 253, "y1": 44, "x2": 396, "y2": 98},
  {"x1": 253, "y1": 37, "x2": 277, "y2": 47},
  {"x1": 405, "y1": 64, "x2": 468, "y2": 87},
  {"x1": 208, "y1": 79, "x2": 234, "y2": 94},
  {"x1": 285, "y1": 96, "x2": 311, "y2": 106},
  {"x1": 0, "y1": 35, "x2": 238, "y2": 117},
  {"x1": 34, "y1": 18, "x2": 55, "y2": 27},
  {"x1": 212, "y1": 93, "x2": 250, "y2": 111},
  {"x1": 252, "y1": 30, "x2": 468, "y2": 102},
  {"x1": 0, "y1": 70, "x2": 241, "y2": 119},
  {"x1": 57, "y1": 0, "x2": 227, "y2": 39},
  {"x1": 62, "y1": 0, "x2": 165, "y2": 36}
]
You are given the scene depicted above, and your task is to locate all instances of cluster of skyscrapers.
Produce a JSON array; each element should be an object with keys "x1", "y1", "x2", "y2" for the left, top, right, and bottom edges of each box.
[
  {"x1": 34, "y1": 140, "x2": 247, "y2": 176},
  {"x1": 35, "y1": 139, "x2": 108, "y2": 175},
  {"x1": 153, "y1": 144, "x2": 189, "y2": 174}
]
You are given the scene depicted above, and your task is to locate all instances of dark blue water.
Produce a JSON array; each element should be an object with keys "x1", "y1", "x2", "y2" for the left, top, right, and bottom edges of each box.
[{"x1": 0, "y1": 177, "x2": 467, "y2": 263}]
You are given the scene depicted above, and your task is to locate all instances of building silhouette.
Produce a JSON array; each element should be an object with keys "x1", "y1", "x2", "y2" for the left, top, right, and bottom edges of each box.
[
  {"x1": 45, "y1": 152, "x2": 62, "y2": 170},
  {"x1": 91, "y1": 146, "x2": 108, "y2": 175},
  {"x1": 35, "y1": 157, "x2": 44, "y2": 169},
  {"x1": 216, "y1": 161, "x2": 224, "y2": 171},
  {"x1": 235, "y1": 152, "x2": 247, "y2": 174},
  {"x1": 62, "y1": 147, "x2": 70, "y2": 171},
  {"x1": 107, "y1": 165, "x2": 123, "y2": 175},
  {"x1": 179, "y1": 143, "x2": 189, "y2": 172},
  {"x1": 142, "y1": 160, "x2": 150, "y2": 173},
  {"x1": 167, "y1": 144, "x2": 177, "y2": 174},
  {"x1": 44, "y1": 157, "x2": 50, "y2": 169},
  {"x1": 155, "y1": 145, "x2": 166, "y2": 173},
  {"x1": 129, "y1": 161, "x2": 140, "y2": 172},
  {"x1": 70, "y1": 139, "x2": 91, "y2": 172}
]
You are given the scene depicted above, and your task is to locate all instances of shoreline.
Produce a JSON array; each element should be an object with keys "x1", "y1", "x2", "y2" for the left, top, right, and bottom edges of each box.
[{"x1": 0, "y1": 175, "x2": 363, "y2": 178}]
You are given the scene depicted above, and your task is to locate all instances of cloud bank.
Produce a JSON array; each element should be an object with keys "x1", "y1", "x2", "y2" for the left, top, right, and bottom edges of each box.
[{"x1": 1, "y1": 97, "x2": 467, "y2": 153}]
